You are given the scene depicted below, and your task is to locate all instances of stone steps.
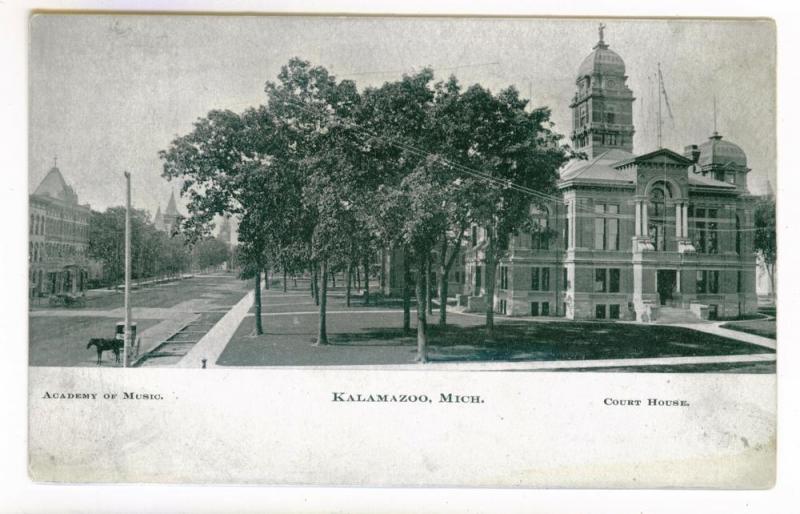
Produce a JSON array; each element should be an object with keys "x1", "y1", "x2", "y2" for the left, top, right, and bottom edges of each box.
[{"x1": 654, "y1": 306, "x2": 703, "y2": 324}]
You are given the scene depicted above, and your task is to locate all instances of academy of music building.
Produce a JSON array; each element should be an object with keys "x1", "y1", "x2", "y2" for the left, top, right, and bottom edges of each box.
[{"x1": 461, "y1": 30, "x2": 758, "y2": 322}]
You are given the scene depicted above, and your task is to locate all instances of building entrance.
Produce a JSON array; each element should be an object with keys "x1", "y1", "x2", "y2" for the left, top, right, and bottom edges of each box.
[{"x1": 656, "y1": 270, "x2": 677, "y2": 306}]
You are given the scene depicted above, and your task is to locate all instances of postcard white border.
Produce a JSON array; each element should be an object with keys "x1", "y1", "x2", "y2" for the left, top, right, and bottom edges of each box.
[{"x1": 3, "y1": 0, "x2": 800, "y2": 512}]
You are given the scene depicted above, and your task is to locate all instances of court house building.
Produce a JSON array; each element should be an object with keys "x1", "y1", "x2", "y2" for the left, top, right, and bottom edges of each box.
[{"x1": 463, "y1": 29, "x2": 758, "y2": 322}]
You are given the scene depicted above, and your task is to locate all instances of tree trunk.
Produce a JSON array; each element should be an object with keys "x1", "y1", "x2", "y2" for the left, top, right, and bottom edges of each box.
[
  {"x1": 293, "y1": 275, "x2": 297, "y2": 288},
  {"x1": 316, "y1": 260, "x2": 328, "y2": 345},
  {"x1": 356, "y1": 266, "x2": 361, "y2": 290},
  {"x1": 332, "y1": 272, "x2": 336, "y2": 289},
  {"x1": 254, "y1": 271, "x2": 263, "y2": 335},
  {"x1": 283, "y1": 269, "x2": 287, "y2": 293},
  {"x1": 415, "y1": 254, "x2": 428, "y2": 363},
  {"x1": 380, "y1": 248, "x2": 386, "y2": 292},
  {"x1": 313, "y1": 264, "x2": 320, "y2": 306},
  {"x1": 439, "y1": 277, "x2": 449, "y2": 327},
  {"x1": 265, "y1": 269, "x2": 270, "y2": 289},
  {"x1": 363, "y1": 257, "x2": 370, "y2": 305},
  {"x1": 346, "y1": 261, "x2": 352, "y2": 307},
  {"x1": 484, "y1": 229, "x2": 498, "y2": 340},
  {"x1": 426, "y1": 253, "x2": 433, "y2": 315},
  {"x1": 439, "y1": 234, "x2": 462, "y2": 326},
  {"x1": 309, "y1": 269, "x2": 315, "y2": 298},
  {"x1": 402, "y1": 252, "x2": 411, "y2": 334}
]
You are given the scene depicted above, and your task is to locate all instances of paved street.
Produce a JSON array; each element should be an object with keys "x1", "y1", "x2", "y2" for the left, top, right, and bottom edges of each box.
[
  {"x1": 216, "y1": 280, "x2": 775, "y2": 371},
  {"x1": 29, "y1": 272, "x2": 250, "y2": 367}
]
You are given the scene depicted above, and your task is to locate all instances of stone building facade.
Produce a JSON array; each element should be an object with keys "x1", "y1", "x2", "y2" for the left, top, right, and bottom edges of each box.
[
  {"x1": 29, "y1": 162, "x2": 92, "y2": 298},
  {"x1": 463, "y1": 29, "x2": 758, "y2": 322}
]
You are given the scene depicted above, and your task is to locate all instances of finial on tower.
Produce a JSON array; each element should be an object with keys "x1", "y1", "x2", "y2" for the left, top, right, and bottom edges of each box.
[
  {"x1": 711, "y1": 95, "x2": 722, "y2": 139},
  {"x1": 53, "y1": 155, "x2": 58, "y2": 168},
  {"x1": 599, "y1": 23, "x2": 606, "y2": 43}
]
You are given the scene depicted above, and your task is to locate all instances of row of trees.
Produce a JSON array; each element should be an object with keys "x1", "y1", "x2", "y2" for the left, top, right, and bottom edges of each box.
[
  {"x1": 160, "y1": 58, "x2": 572, "y2": 361},
  {"x1": 87, "y1": 207, "x2": 231, "y2": 287}
]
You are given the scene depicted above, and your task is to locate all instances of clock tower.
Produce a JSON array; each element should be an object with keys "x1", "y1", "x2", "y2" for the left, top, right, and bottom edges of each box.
[{"x1": 570, "y1": 25, "x2": 635, "y2": 159}]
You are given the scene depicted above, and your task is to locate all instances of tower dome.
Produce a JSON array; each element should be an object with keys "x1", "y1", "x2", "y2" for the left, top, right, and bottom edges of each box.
[
  {"x1": 576, "y1": 45, "x2": 626, "y2": 80},
  {"x1": 576, "y1": 24, "x2": 626, "y2": 81},
  {"x1": 697, "y1": 132, "x2": 747, "y2": 168}
]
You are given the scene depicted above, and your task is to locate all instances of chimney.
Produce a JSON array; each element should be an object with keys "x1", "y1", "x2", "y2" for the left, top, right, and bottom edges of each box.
[{"x1": 683, "y1": 144, "x2": 700, "y2": 163}]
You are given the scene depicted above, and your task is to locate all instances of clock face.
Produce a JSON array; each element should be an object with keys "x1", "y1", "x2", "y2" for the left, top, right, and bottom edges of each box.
[{"x1": 606, "y1": 79, "x2": 616, "y2": 88}]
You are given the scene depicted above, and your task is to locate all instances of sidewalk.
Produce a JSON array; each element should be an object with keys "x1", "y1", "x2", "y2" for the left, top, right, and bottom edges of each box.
[
  {"x1": 674, "y1": 322, "x2": 776, "y2": 350},
  {"x1": 175, "y1": 289, "x2": 254, "y2": 368},
  {"x1": 230, "y1": 352, "x2": 776, "y2": 371}
]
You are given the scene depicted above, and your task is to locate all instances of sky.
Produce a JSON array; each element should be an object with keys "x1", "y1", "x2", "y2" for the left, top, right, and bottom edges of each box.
[{"x1": 28, "y1": 15, "x2": 776, "y2": 217}]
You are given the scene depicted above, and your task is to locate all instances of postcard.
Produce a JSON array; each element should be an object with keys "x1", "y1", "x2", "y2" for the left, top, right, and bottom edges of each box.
[{"x1": 27, "y1": 14, "x2": 777, "y2": 488}]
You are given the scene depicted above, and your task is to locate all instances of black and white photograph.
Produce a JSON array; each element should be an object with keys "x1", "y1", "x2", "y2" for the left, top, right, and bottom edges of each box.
[
  {"x1": 19, "y1": 11, "x2": 784, "y2": 494},
  {"x1": 28, "y1": 15, "x2": 776, "y2": 373}
]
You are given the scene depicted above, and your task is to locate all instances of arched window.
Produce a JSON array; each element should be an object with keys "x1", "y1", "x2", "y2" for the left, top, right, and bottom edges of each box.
[
  {"x1": 648, "y1": 184, "x2": 673, "y2": 251},
  {"x1": 649, "y1": 187, "x2": 666, "y2": 217}
]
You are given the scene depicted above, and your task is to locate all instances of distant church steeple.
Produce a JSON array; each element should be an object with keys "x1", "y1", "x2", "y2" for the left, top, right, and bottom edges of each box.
[
  {"x1": 161, "y1": 191, "x2": 182, "y2": 235},
  {"x1": 570, "y1": 25, "x2": 636, "y2": 158}
]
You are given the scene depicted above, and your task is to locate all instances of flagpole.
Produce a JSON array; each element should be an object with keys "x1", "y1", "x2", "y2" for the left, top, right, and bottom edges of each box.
[{"x1": 123, "y1": 171, "x2": 132, "y2": 368}]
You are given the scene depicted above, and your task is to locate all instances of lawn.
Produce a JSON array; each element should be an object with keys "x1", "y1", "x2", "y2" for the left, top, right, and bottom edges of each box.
[
  {"x1": 218, "y1": 310, "x2": 774, "y2": 367},
  {"x1": 720, "y1": 319, "x2": 777, "y2": 339}
]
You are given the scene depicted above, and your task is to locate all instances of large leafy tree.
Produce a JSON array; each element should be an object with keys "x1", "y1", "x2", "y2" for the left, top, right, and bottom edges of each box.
[
  {"x1": 447, "y1": 85, "x2": 570, "y2": 338},
  {"x1": 264, "y1": 58, "x2": 364, "y2": 345},
  {"x1": 159, "y1": 106, "x2": 283, "y2": 334},
  {"x1": 88, "y1": 207, "x2": 189, "y2": 285},
  {"x1": 754, "y1": 196, "x2": 777, "y2": 299},
  {"x1": 358, "y1": 70, "x2": 445, "y2": 361}
]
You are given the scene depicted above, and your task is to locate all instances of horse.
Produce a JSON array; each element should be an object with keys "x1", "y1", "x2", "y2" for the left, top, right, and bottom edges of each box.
[{"x1": 87, "y1": 338, "x2": 123, "y2": 365}]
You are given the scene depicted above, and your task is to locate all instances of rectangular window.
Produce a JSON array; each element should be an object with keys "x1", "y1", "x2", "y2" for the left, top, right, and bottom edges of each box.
[
  {"x1": 595, "y1": 304, "x2": 607, "y2": 319},
  {"x1": 500, "y1": 266, "x2": 509, "y2": 290},
  {"x1": 696, "y1": 270, "x2": 720, "y2": 294},
  {"x1": 564, "y1": 217, "x2": 570, "y2": 250},
  {"x1": 498, "y1": 299, "x2": 507, "y2": 315},
  {"x1": 530, "y1": 267, "x2": 549, "y2": 291},
  {"x1": 562, "y1": 267, "x2": 569, "y2": 290},
  {"x1": 737, "y1": 270, "x2": 743, "y2": 294},
  {"x1": 609, "y1": 269, "x2": 620, "y2": 293},
  {"x1": 709, "y1": 270, "x2": 719, "y2": 294},
  {"x1": 696, "y1": 270, "x2": 707, "y2": 294},
  {"x1": 595, "y1": 268, "x2": 607, "y2": 292},
  {"x1": 594, "y1": 218, "x2": 605, "y2": 250},
  {"x1": 541, "y1": 302, "x2": 550, "y2": 316},
  {"x1": 471, "y1": 226, "x2": 478, "y2": 247},
  {"x1": 607, "y1": 218, "x2": 619, "y2": 250},
  {"x1": 531, "y1": 302, "x2": 539, "y2": 317},
  {"x1": 594, "y1": 204, "x2": 620, "y2": 250},
  {"x1": 475, "y1": 266, "x2": 482, "y2": 291},
  {"x1": 692, "y1": 208, "x2": 719, "y2": 254},
  {"x1": 609, "y1": 304, "x2": 620, "y2": 319}
]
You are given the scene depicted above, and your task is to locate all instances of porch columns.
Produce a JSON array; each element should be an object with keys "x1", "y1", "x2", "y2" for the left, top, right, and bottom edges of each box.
[
  {"x1": 635, "y1": 201, "x2": 642, "y2": 236},
  {"x1": 675, "y1": 202, "x2": 682, "y2": 238},
  {"x1": 641, "y1": 201, "x2": 649, "y2": 235},
  {"x1": 682, "y1": 203, "x2": 689, "y2": 238},
  {"x1": 569, "y1": 201, "x2": 576, "y2": 248}
]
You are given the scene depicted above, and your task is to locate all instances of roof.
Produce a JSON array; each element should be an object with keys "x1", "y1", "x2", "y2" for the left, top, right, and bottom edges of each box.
[
  {"x1": 697, "y1": 133, "x2": 747, "y2": 168},
  {"x1": 687, "y1": 171, "x2": 737, "y2": 190},
  {"x1": 559, "y1": 148, "x2": 636, "y2": 184},
  {"x1": 577, "y1": 41, "x2": 626, "y2": 79},
  {"x1": 33, "y1": 166, "x2": 79, "y2": 204}
]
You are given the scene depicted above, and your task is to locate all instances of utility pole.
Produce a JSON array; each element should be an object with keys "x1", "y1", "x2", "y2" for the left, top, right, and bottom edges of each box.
[{"x1": 123, "y1": 171, "x2": 132, "y2": 368}]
